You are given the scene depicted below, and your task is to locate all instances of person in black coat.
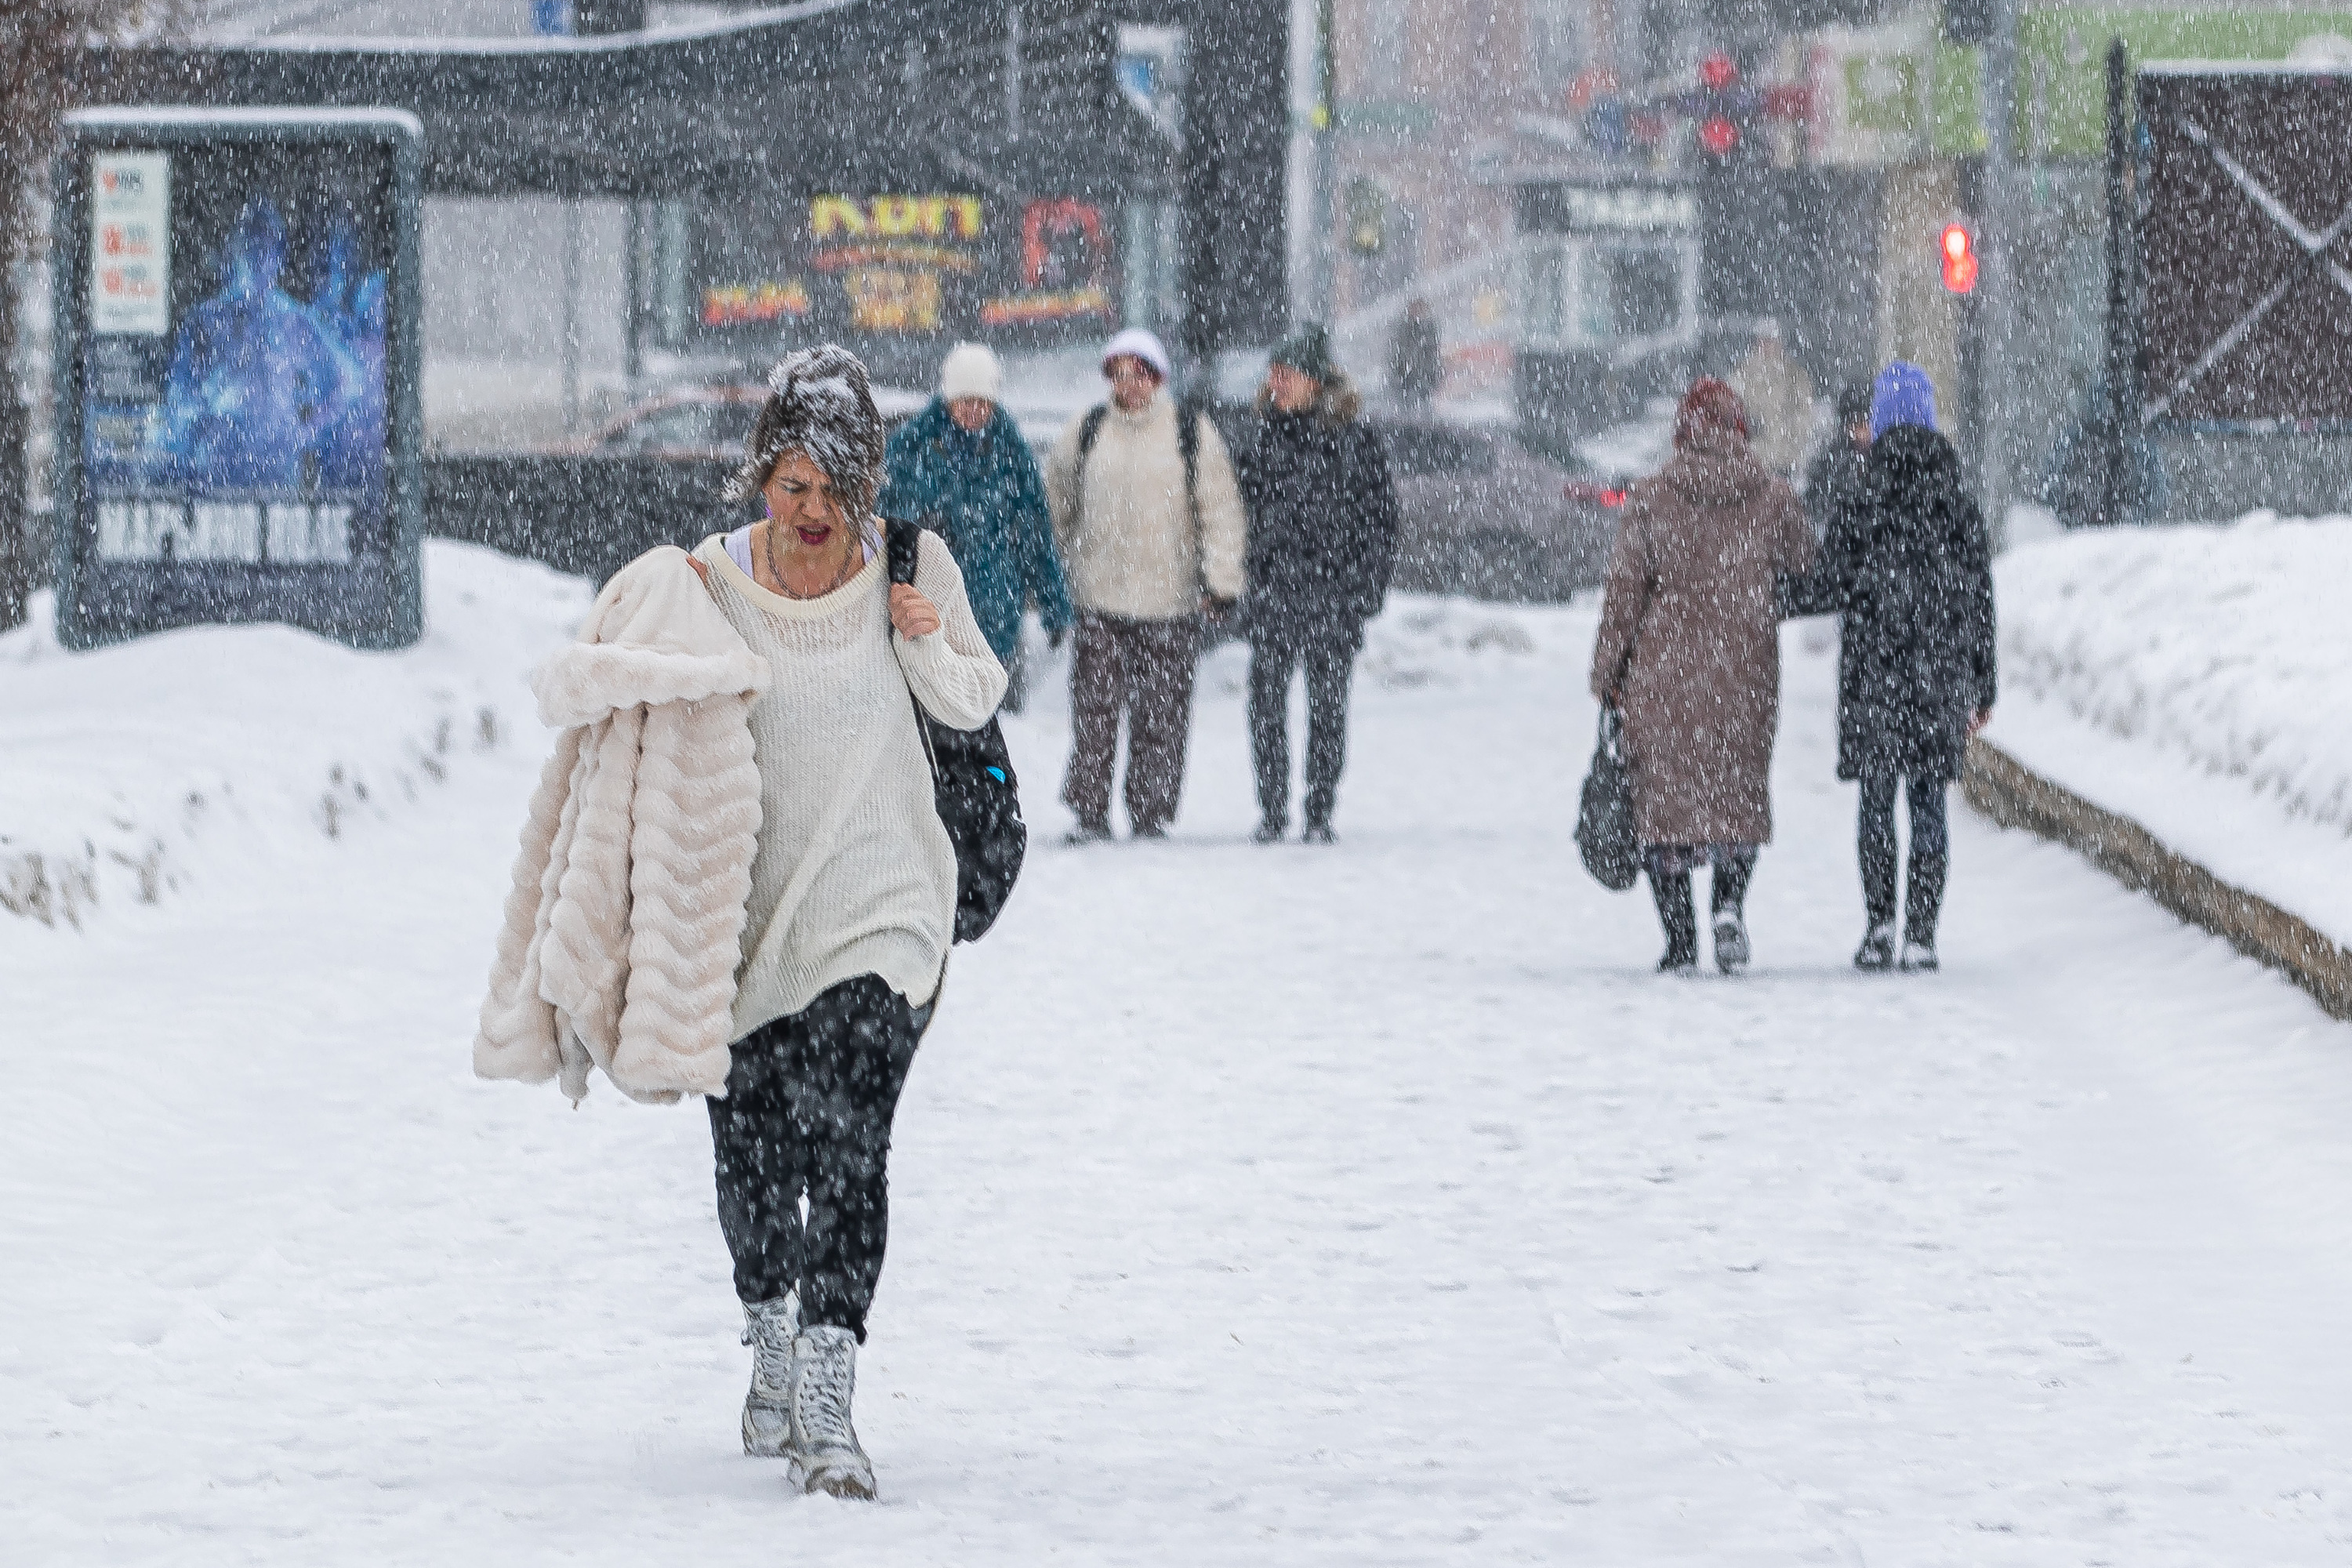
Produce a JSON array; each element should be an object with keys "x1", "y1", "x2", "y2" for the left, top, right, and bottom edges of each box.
[
  {"x1": 1802, "y1": 383, "x2": 1875, "y2": 543},
  {"x1": 1803, "y1": 363, "x2": 1996, "y2": 972},
  {"x1": 1238, "y1": 324, "x2": 1400, "y2": 844},
  {"x1": 1388, "y1": 299, "x2": 1444, "y2": 412}
]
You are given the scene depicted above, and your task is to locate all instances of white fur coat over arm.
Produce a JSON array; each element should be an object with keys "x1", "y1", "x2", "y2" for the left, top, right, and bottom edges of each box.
[{"x1": 474, "y1": 546, "x2": 768, "y2": 1103}]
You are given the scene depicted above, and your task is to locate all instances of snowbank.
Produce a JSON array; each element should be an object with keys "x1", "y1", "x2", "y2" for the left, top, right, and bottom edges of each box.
[
  {"x1": 0, "y1": 542, "x2": 587, "y2": 927},
  {"x1": 1985, "y1": 511, "x2": 2352, "y2": 942}
]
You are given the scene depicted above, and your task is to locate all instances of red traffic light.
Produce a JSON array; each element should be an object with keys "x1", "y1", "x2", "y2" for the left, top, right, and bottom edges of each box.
[
  {"x1": 1699, "y1": 52, "x2": 1740, "y2": 92},
  {"x1": 1940, "y1": 222, "x2": 1978, "y2": 293},
  {"x1": 1699, "y1": 114, "x2": 1741, "y2": 157}
]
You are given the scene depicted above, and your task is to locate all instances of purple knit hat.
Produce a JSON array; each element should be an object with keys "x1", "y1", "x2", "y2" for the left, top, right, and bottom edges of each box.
[{"x1": 1870, "y1": 361, "x2": 1939, "y2": 438}]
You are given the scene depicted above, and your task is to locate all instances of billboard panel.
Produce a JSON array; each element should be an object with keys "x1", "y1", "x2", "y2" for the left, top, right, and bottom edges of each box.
[
  {"x1": 2140, "y1": 69, "x2": 2352, "y2": 430},
  {"x1": 690, "y1": 191, "x2": 1119, "y2": 373},
  {"x1": 53, "y1": 111, "x2": 423, "y2": 650}
]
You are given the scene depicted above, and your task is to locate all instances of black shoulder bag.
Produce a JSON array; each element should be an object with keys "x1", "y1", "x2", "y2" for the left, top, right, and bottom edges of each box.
[
  {"x1": 884, "y1": 517, "x2": 1028, "y2": 942},
  {"x1": 1574, "y1": 706, "x2": 1641, "y2": 892}
]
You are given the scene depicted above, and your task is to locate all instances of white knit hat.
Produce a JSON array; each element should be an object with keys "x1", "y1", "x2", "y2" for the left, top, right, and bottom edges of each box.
[
  {"x1": 1100, "y1": 326, "x2": 1172, "y2": 382},
  {"x1": 939, "y1": 341, "x2": 1004, "y2": 402}
]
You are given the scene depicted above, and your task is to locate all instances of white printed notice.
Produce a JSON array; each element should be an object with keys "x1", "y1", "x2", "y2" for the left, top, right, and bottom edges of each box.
[{"x1": 90, "y1": 151, "x2": 171, "y2": 336}]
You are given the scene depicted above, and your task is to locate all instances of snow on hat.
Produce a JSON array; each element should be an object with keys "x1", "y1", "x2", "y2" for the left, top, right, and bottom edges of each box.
[
  {"x1": 1101, "y1": 326, "x2": 1171, "y2": 382},
  {"x1": 1673, "y1": 376, "x2": 1750, "y2": 450},
  {"x1": 1269, "y1": 322, "x2": 1334, "y2": 382},
  {"x1": 938, "y1": 341, "x2": 1003, "y2": 403},
  {"x1": 724, "y1": 343, "x2": 887, "y2": 517},
  {"x1": 1870, "y1": 361, "x2": 1938, "y2": 438},
  {"x1": 1835, "y1": 382, "x2": 1875, "y2": 425}
]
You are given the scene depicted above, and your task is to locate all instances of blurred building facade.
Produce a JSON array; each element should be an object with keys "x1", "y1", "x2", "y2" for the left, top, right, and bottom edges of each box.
[{"x1": 1319, "y1": 0, "x2": 2352, "y2": 514}]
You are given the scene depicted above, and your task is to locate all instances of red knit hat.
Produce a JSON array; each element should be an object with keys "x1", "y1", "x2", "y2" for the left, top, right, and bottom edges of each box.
[{"x1": 1673, "y1": 377, "x2": 1751, "y2": 449}]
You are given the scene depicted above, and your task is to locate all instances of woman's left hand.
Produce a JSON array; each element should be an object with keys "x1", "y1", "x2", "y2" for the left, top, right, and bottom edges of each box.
[
  {"x1": 891, "y1": 585, "x2": 942, "y2": 640},
  {"x1": 1969, "y1": 706, "x2": 1993, "y2": 736}
]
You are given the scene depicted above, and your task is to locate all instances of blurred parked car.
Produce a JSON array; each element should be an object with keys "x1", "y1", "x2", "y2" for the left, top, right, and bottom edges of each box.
[
  {"x1": 566, "y1": 380, "x2": 935, "y2": 460},
  {"x1": 565, "y1": 384, "x2": 768, "y2": 459}
]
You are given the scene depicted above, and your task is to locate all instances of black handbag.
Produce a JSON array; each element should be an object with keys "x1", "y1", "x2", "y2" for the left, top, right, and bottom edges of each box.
[
  {"x1": 884, "y1": 518, "x2": 1027, "y2": 942},
  {"x1": 1575, "y1": 706, "x2": 1641, "y2": 892}
]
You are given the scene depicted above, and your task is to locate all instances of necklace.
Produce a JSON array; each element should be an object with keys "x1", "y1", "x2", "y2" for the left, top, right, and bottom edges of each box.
[{"x1": 762, "y1": 519, "x2": 862, "y2": 601}]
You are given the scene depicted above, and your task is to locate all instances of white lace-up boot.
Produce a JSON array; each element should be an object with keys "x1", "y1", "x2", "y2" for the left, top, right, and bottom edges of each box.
[
  {"x1": 1711, "y1": 913, "x2": 1751, "y2": 974},
  {"x1": 789, "y1": 1324, "x2": 877, "y2": 1499},
  {"x1": 740, "y1": 1293, "x2": 800, "y2": 1458}
]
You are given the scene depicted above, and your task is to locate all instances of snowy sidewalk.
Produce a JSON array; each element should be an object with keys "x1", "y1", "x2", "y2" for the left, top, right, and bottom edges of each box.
[{"x1": 9, "y1": 589, "x2": 2352, "y2": 1563}]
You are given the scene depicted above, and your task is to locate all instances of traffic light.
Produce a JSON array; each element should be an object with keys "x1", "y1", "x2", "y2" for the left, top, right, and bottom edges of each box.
[
  {"x1": 1690, "y1": 52, "x2": 1759, "y2": 166},
  {"x1": 1940, "y1": 222, "x2": 1978, "y2": 293}
]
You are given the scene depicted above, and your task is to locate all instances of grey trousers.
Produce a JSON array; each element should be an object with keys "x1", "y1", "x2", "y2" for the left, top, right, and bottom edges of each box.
[{"x1": 1062, "y1": 609, "x2": 1201, "y2": 833}]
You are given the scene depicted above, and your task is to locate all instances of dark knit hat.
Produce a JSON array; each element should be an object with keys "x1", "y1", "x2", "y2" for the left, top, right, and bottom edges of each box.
[
  {"x1": 1269, "y1": 322, "x2": 1334, "y2": 383},
  {"x1": 1672, "y1": 377, "x2": 1751, "y2": 450},
  {"x1": 1835, "y1": 382, "x2": 1875, "y2": 425},
  {"x1": 724, "y1": 344, "x2": 887, "y2": 517}
]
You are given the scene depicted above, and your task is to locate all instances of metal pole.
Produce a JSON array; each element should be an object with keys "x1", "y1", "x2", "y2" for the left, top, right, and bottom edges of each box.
[
  {"x1": 2107, "y1": 34, "x2": 2145, "y2": 526},
  {"x1": 1313, "y1": 0, "x2": 1337, "y2": 322},
  {"x1": 1980, "y1": 0, "x2": 2018, "y2": 546},
  {"x1": 623, "y1": 201, "x2": 644, "y2": 393},
  {"x1": 1007, "y1": 5, "x2": 1023, "y2": 140},
  {"x1": 561, "y1": 201, "x2": 583, "y2": 435}
]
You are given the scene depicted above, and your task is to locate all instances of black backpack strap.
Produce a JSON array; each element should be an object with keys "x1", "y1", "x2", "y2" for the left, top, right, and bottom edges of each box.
[
  {"x1": 1076, "y1": 405, "x2": 1109, "y2": 467},
  {"x1": 882, "y1": 514, "x2": 921, "y2": 586}
]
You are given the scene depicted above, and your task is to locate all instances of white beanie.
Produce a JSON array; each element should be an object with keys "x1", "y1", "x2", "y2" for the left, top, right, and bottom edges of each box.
[
  {"x1": 939, "y1": 341, "x2": 1003, "y2": 402},
  {"x1": 1100, "y1": 326, "x2": 1171, "y2": 382}
]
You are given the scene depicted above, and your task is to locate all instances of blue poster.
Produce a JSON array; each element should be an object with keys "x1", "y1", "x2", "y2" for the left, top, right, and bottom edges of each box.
[
  {"x1": 85, "y1": 162, "x2": 389, "y2": 569},
  {"x1": 58, "y1": 113, "x2": 419, "y2": 651}
]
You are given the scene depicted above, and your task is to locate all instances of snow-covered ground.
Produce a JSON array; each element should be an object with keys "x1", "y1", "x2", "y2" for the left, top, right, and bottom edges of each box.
[
  {"x1": 9, "y1": 546, "x2": 2352, "y2": 1563},
  {"x1": 1985, "y1": 510, "x2": 2352, "y2": 944},
  {"x1": 0, "y1": 546, "x2": 586, "y2": 927}
]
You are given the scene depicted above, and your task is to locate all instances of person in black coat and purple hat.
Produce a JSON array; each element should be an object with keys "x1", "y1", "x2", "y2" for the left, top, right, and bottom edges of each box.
[{"x1": 1801, "y1": 362, "x2": 1997, "y2": 973}]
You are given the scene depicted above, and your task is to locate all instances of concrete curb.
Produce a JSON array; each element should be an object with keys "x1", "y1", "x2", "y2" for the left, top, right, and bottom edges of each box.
[{"x1": 1963, "y1": 736, "x2": 2352, "y2": 1020}]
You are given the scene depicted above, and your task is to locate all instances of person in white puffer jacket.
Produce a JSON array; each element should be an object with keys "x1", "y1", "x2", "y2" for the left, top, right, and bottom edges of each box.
[
  {"x1": 1043, "y1": 328, "x2": 1247, "y2": 842},
  {"x1": 478, "y1": 345, "x2": 1004, "y2": 1502}
]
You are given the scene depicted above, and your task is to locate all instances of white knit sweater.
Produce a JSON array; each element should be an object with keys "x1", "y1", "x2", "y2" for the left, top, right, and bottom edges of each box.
[{"x1": 693, "y1": 528, "x2": 1005, "y2": 1035}]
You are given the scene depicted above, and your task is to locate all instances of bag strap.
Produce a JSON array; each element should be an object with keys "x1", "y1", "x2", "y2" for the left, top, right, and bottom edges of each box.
[
  {"x1": 1076, "y1": 404, "x2": 1109, "y2": 467},
  {"x1": 879, "y1": 516, "x2": 943, "y2": 773},
  {"x1": 883, "y1": 514, "x2": 921, "y2": 587}
]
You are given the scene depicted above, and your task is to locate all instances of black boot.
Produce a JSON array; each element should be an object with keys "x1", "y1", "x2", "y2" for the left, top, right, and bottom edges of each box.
[{"x1": 1650, "y1": 870, "x2": 1698, "y2": 973}]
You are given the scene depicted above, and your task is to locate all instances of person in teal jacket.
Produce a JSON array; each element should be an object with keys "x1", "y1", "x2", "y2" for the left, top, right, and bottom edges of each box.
[{"x1": 879, "y1": 343, "x2": 1074, "y2": 711}]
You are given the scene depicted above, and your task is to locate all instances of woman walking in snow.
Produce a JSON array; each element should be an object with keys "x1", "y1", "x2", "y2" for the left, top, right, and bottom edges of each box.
[
  {"x1": 1801, "y1": 363, "x2": 1995, "y2": 972},
  {"x1": 1590, "y1": 379, "x2": 1817, "y2": 974},
  {"x1": 878, "y1": 341, "x2": 1074, "y2": 712},
  {"x1": 476, "y1": 346, "x2": 1005, "y2": 1500}
]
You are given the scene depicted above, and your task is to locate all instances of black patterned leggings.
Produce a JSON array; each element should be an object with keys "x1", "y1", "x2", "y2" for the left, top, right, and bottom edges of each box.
[
  {"x1": 706, "y1": 975, "x2": 933, "y2": 1342},
  {"x1": 1858, "y1": 773, "x2": 1950, "y2": 941}
]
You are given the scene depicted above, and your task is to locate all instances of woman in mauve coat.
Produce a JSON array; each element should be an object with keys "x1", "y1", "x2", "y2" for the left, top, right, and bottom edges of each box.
[{"x1": 1590, "y1": 379, "x2": 1817, "y2": 975}]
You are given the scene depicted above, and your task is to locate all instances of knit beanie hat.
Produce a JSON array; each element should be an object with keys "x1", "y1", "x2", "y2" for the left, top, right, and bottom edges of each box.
[
  {"x1": 1100, "y1": 326, "x2": 1172, "y2": 382},
  {"x1": 938, "y1": 341, "x2": 1003, "y2": 403},
  {"x1": 724, "y1": 344, "x2": 887, "y2": 517},
  {"x1": 1835, "y1": 382, "x2": 1875, "y2": 426},
  {"x1": 1672, "y1": 376, "x2": 1751, "y2": 450},
  {"x1": 1870, "y1": 361, "x2": 1939, "y2": 438},
  {"x1": 1269, "y1": 322, "x2": 1334, "y2": 383}
]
